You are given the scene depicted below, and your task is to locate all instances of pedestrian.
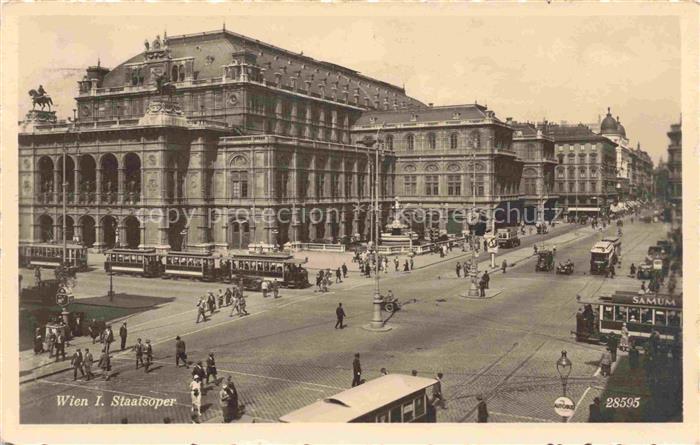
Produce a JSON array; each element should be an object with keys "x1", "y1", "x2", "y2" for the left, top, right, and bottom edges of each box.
[
  {"x1": 600, "y1": 348, "x2": 612, "y2": 376},
  {"x1": 409, "y1": 257, "x2": 414, "y2": 270},
  {"x1": 476, "y1": 395, "x2": 489, "y2": 423},
  {"x1": 33, "y1": 327, "x2": 44, "y2": 354},
  {"x1": 463, "y1": 261, "x2": 469, "y2": 278},
  {"x1": 403, "y1": 260, "x2": 409, "y2": 272},
  {"x1": 192, "y1": 361, "x2": 207, "y2": 384},
  {"x1": 207, "y1": 291, "x2": 217, "y2": 313},
  {"x1": 239, "y1": 294, "x2": 249, "y2": 316},
  {"x1": 342, "y1": 262, "x2": 348, "y2": 278},
  {"x1": 103, "y1": 325, "x2": 114, "y2": 354},
  {"x1": 335, "y1": 267, "x2": 342, "y2": 283},
  {"x1": 190, "y1": 375, "x2": 202, "y2": 418},
  {"x1": 98, "y1": 347, "x2": 111, "y2": 380},
  {"x1": 552, "y1": 245, "x2": 557, "y2": 257},
  {"x1": 630, "y1": 263, "x2": 636, "y2": 277},
  {"x1": 261, "y1": 279, "x2": 269, "y2": 298},
  {"x1": 88, "y1": 319, "x2": 98, "y2": 344},
  {"x1": 206, "y1": 352, "x2": 218, "y2": 385},
  {"x1": 224, "y1": 287, "x2": 233, "y2": 306},
  {"x1": 380, "y1": 367, "x2": 389, "y2": 376},
  {"x1": 119, "y1": 322, "x2": 128, "y2": 351},
  {"x1": 70, "y1": 349, "x2": 85, "y2": 380},
  {"x1": 394, "y1": 257, "x2": 399, "y2": 272},
  {"x1": 143, "y1": 339, "x2": 153, "y2": 373},
  {"x1": 588, "y1": 397, "x2": 602, "y2": 422},
  {"x1": 175, "y1": 336, "x2": 188, "y2": 368},
  {"x1": 455, "y1": 262, "x2": 461, "y2": 278},
  {"x1": 501, "y1": 259, "x2": 507, "y2": 274},
  {"x1": 196, "y1": 297, "x2": 208, "y2": 323},
  {"x1": 629, "y1": 340, "x2": 640, "y2": 369},
  {"x1": 83, "y1": 348, "x2": 94, "y2": 380},
  {"x1": 219, "y1": 384, "x2": 232, "y2": 423},
  {"x1": 218, "y1": 289, "x2": 225, "y2": 308},
  {"x1": 533, "y1": 244, "x2": 538, "y2": 255},
  {"x1": 34, "y1": 266, "x2": 42, "y2": 285},
  {"x1": 607, "y1": 335, "x2": 618, "y2": 362},
  {"x1": 411, "y1": 370, "x2": 418, "y2": 376},
  {"x1": 479, "y1": 276, "x2": 486, "y2": 298},
  {"x1": 352, "y1": 353, "x2": 362, "y2": 387},
  {"x1": 619, "y1": 323, "x2": 630, "y2": 352},
  {"x1": 432, "y1": 372, "x2": 446, "y2": 408},
  {"x1": 47, "y1": 329, "x2": 56, "y2": 357},
  {"x1": 482, "y1": 270, "x2": 490, "y2": 289},
  {"x1": 55, "y1": 331, "x2": 66, "y2": 362},
  {"x1": 225, "y1": 376, "x2": 239, "y2": 419},
  {"x1": 335, "y1": 303, "x2": 346, "y2": 329},
  {"x1": 134, "y1": 338, "x2": 144, "y2": 369}
]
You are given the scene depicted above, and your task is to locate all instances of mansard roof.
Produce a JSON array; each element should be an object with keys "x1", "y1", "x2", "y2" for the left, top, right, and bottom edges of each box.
[
  {"x1": 353, "y1": 104, "x2": 501, "y2": 127},
  {"x1": 542, "y1": 123, "x2": 616, "y2": 145},
  {"x1": 101, "y1": 29, "x2": 425, "y2": 109}
]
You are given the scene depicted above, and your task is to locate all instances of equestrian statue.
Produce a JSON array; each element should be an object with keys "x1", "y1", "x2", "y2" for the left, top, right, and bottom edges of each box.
[{"x1": 28, "y1": 85, "x2": 53, "y2": 111}]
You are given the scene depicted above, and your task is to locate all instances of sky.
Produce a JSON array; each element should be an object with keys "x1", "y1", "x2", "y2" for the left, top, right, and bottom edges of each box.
[{"x1": 18, "y1": 13, "x2": 681, "y2": 164}]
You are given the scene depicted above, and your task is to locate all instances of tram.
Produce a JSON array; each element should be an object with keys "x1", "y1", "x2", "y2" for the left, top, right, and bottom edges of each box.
[
  {"x1": 228, "y1": 253, "x2": 309, "y2": 290},
  {"x1": 104, "y1": 248, "x2": 163, "y2": 277},
  {"x1": 19, "y1": 243, "x2": 88, "y2": 271},
  {"x1": 574, "y1": 291, "x2": 682, "y2": 344},
  {"x1": 279, "y1": 374, "x2": 439, "y2": 423},
  {"x1": 602, "y1": 236, "x2": 621, "y2": 258},
  {"x1": 589, "y1": 240, "x2": 617, "y2": 274},
  {"x1": 162, "y1": 251, "x2": 218, "y2": 281}
]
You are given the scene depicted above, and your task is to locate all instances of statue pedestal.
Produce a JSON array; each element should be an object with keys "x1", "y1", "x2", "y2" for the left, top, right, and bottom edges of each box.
[{"x1": 21, "y1": 110, "x2": 57, "y2": 132}]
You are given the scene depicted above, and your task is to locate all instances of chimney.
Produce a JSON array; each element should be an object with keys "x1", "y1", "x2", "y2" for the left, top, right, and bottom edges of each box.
[
  {"x1": 506, "y1": 117, "x2": 513, "y2": 124},
  {"x1": 428, "y1": 103, "x2": 434, "y2": 107}
]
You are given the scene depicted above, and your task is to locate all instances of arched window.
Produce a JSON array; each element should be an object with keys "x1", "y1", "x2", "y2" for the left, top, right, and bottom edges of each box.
[
  {"x1": 406, "y1": 134, "x2": 415, "y2": 151},
  {"x1": 385, "y1": 134, "x2": 394, "y2": 151},
  {"x1": 469, "y1": 131, "x2": 481, "y2": 149},
  {"x1": 428, "y1": 132, "x2": 436, "y2": 150},
  {"x1": 450, "y1": 133, "x2": 459, "y2": 149},
  {"x1": 179, "y1": 64, "x2": 186, "y2": 81}
]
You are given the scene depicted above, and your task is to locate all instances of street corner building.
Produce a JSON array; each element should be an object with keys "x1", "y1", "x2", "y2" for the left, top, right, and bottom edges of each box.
[{"x1": 18, "y1": 28, "x2": 655, "y2": 253}]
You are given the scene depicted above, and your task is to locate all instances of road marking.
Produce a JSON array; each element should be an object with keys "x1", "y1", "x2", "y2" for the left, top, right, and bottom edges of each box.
[
  {"x1": 569, "y1": 385, "x2": 592, "y2": 422},
  {"x1": 489, "y1": 410, "x2": 550, "y2": 422}
]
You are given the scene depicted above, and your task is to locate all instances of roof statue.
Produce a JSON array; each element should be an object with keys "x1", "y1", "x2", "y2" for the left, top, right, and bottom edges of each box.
[{"x1": 28, "y1": 84, "x2": 53, "y2": 111}]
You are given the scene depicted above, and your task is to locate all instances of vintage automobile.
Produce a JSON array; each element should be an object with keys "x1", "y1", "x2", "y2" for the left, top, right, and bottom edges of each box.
[
  {"x1": 379, "y1": 293, "x2": 402, "y2": 313},
  {"x1": 636, "y1": 262, "x2": 655, "y2": 279},
  {"x1": 556, "y1": 262, "x2": 575, "y2": 275},
  {"x1": 535, "y1": 250, "x2": 554, "y2": 272}
]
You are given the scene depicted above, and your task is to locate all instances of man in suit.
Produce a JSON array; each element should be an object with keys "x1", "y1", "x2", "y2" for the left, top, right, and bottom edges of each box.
[
  {"x1": 352, "y1": 353, "x2": 362, "y2": 387},
  {"x1": 219, "y1": 384, "x2": 232, "y2": 423},
  {"x1": 70, "y1": 349, "x2": 85, "y2": 381},
  {"x1": 134, "y1": 338, "x2": 144, "y2": 369},
  {"x1": 206, "y1": 352, "x2": 218, "y2": 385},
  {"x1": 588, "y1": 396, "x2": 602, "y2": 422},
  {"x1": 335, "y1": 303, "x2": 346, "y2": 329},
  {"x1": 119, "y1": 322, "x2": 128, "y2": 351},
  {"x1": 103, "y1": 325, "x2": 114, "y2": 354},
  {"x1": 175, "y1": 336, "x2": 188, "y2": 368},
  {"x1": 143, "y1": 339, "x2": 153, "y2": 373},
  {"x1": 83, "y1": 348, "x2": 94, "y2": 380},
  {"x1": 98, "y1": 348, "x2": 111, "y2": 381},
  {"x1": 55, "y1": 331, "x2": 66, "y2": 362}
]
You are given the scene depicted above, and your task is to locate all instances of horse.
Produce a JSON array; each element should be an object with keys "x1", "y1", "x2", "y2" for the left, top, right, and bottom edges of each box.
[{"x1": 28, "y1": 90, "x2": 53, "y2": 111}]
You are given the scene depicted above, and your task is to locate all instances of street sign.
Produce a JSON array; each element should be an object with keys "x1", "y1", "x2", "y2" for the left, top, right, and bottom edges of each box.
[
  {"x1": 553, "y1": 396, "x2": 575, "y2": 417},
  {"x1": 55, "y1": 286, "x2": 74, "y2": 307}
]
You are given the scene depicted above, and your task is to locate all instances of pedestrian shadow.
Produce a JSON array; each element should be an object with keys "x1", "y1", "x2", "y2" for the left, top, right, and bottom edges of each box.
[{"x1": 147, "y1": 365, "x2": 163, "y2": 373}]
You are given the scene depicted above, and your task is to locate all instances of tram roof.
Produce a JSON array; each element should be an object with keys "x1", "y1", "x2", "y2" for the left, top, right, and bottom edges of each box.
[
  {"x1": 579, "y1": 291, "x2": 682, "y2": 309},
  {"x1": 590, "y1": 241, "x2": 613, "y2": 253},
  {"x1": 230, "y1": 253, "x2": 299, "y2": 262},
  {"x1": 279, "y1": 374, "x2": 437, "y2": 423},
  {"x1": 166, "y1": 251, "x2": 216, "y2": 258}
]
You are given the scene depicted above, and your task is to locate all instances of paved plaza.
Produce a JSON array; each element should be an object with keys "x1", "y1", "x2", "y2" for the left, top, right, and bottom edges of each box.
[{"x1": 18, "y1": 216, "x2": 674, "y2": 423}]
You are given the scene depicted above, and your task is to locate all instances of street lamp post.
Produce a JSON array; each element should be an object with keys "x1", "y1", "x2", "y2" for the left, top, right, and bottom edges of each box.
[
  {"x1": 466, "y1": 138, "x2": 480, "y2": 297},
  {"x1": 556, "y1": 350, "x2": 573, "y2": 421},
  {"x1": 359, "y1": 130, "x2": 391, "y2": 332}
]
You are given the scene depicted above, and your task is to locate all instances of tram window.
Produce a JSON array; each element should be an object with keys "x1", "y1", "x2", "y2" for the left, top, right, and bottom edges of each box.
[
  {"x1": 376, "y1": 412, "x2": 388, "y2": 422},
  {"x1": 390, "y1": 406, "x2": 401, "y2": 422},
  {"x1": 602, "y1": 305, "x2": 614, "y2": 320},
  {"x1": 402, "y1": 402, "x2": 414, "y2": 422},
  {"x1": 614, "y1": 306, "x2": 627, "y2": 321},
  {"x1": 118, "y1": 255, "x2": 124, "y2": 262},
  {"x1": 415, "y1": 395, "x2": 425, "y2": 417},
  {"x1": 654, "y1": 310, "x2": 667, "y2": 326},
  {"x1": 668, "y1": 311, "x2": 681, "y2": 327},
  {"x1": 640, "y1": 308, "x2": 653, "y2": 324},
  {"x1": 628, "y1": 307, "x2": 640, "y2": 323},
  {"x1": 277, "y1": 266, "x2": 283, "y2": 274}
]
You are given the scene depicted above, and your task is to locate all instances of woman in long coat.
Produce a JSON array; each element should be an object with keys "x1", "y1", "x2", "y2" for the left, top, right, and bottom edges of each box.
[{"x1": 619, "y1": 323, "x2": 630, "y2": 351}]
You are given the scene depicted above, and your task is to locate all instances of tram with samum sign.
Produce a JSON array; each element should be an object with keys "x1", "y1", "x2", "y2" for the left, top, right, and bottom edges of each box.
[{"x1": 573, "y1": 291, "x2": 682, "y2": 344}]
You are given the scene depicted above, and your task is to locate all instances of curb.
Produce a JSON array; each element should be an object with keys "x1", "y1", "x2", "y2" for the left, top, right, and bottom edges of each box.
[{"x1": 20, "y1": 363, "x2": 73, "y2": 385}]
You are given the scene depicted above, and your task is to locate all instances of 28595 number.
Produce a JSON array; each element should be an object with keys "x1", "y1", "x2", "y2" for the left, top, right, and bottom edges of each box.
[{"x1": 605, "y1": 397, "x2": 640, "y2": 408}]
